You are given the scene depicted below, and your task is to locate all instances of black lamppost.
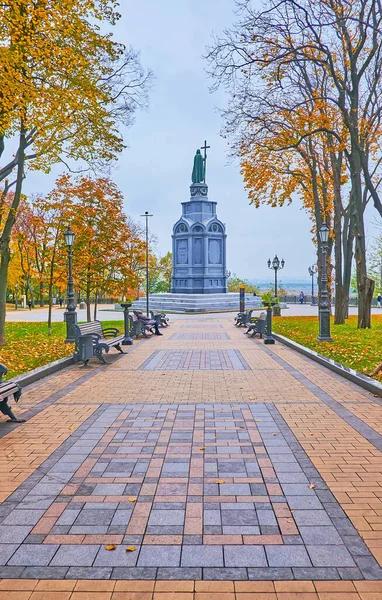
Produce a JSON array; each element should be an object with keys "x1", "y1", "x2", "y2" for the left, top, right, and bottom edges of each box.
[
  {"x1": 308, "y1": 264, "x2": 317, "y2": 302},
  {"x1": 63, "y1": 226, "x2": 77, "y2": 343},
  {"x1": 141, "y1": 211, "x2": 153, "y2": 317},
  {"x1": 267, "y1": 255, "x2": 285, "y2": 297},
  {"x1": 317, "y1": 223, "x2": 332, "y2": 342}
]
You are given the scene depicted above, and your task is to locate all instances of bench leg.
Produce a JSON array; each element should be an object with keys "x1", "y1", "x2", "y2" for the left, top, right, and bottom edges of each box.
[
  {"x1": 94, "y1": 348, "x2": 108, "y2": 364},
  {"x1": 114, "y1": 343, "x2": 125, "y2": 354},
  {"x1": 0, "y1": 399, "x2": 25, "y2": 423}
]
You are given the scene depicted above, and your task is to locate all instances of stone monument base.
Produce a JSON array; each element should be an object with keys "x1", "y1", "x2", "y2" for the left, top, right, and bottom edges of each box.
[{"x1": 127, "y1": 293, "x2": 262, "y2": 313}]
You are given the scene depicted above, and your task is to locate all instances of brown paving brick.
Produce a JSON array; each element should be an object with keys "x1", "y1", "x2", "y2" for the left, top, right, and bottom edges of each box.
[
  {"x1": 195, "y1": 595, "x2": 234, "y2": 600},
  {"x1": 34, "y1": 581, "x2": 76, "y2": 591},
  {"x1": 275, "y1": 583, "x2": 315, "y2": 593},
  {"x1": 276, "y1": 594, "x2": 319, "y2": 600},
  {"x1": 43, "y1": 534, "x2": 85, "y2": 544},
  {"x1": 30, "y1": 593, "x2": 72, "y2": 600},
  {"x1": 112, "y1": 594, "x2": 153, "y2": 600},
  {"x1": 354, "y1": 582, "x2": 382, "y2": 592},
  {"x1": 0, "y1": 594, "x2": 32, "y2": 600},
  {"x1": 114, "y1": 582, "x2": 155, "y2": 592},
  {"x1": 143, "y1": 535, "x2": 182, "y2": 544},
  {"x1": 71, "y1": 594, "x2": 112, "y2": 600},
  {"x1": 0, "y1": 581, "x2": 37, "y2": 591},
  {"x1": 74, "y1": 581, "x2": 115, "y2": 592},
  {"x1": 236, "y1": 594, "x2": 277, "y2": 600},
  {"x1": 155, "y1": 581, "x2": 194, "y2": 592},
  {"x1": 235, "y1": 582, "x2": 275, "y2": 592},
  {"x1": 316, "y1": 594, "x2": 361, "y2": 600},
  {"x1": 313, "y1": 582, "x2": 357, "y2": 592},
  {"x1": 153, "y1": 593, "x2": 193, "y2": 599},
  {"x1": 195, "y1": 582, "x2": 234, "y2": 592}
]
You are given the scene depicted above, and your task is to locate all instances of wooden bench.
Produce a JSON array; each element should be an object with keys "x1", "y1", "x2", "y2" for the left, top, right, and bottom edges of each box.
[
  {"x1": 74, "y1": 321, "x2": 125, "y2": 365},
  {"x1": 130, "y1": 313, "x2": 154, "y2": 339},
  {"x1": 0, "y1": 364, "x2": 25, "y2": 423},
  {"x1": 245, "y1": 312, "x2": 267, "y2": 338}
]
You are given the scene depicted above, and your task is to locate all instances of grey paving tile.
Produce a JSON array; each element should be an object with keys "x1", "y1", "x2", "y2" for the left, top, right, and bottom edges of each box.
[
  {"x1": 92, "y1": 484, "x2": 126, "y2": 495},
  {"x1": 299, "y1": 526, "x2": 343, "y2": 545},
  {"x1": 204, "y1": 567, "x2": 247, "y2": 580},
  {"x1": 94, "y1": 545, "x2": 138, "y2": 567},
  {"x1": 21, "y1": 566, "x2": 69, "y2": 579},
  {"x1": 281, "y1": 484, "x2": 315, "y2": 496},
  {"x1": 148, "y1": 510, "x2": 185, "y2": 526},
  {"x1": 0, "y1": 526, "x2": 32, "y2": 543},
  {"x1": 2, "y1": 510, "x2": 45, "y2": 526},
  {"x1": 50, "y1": 544, "x2": 99, "y2": 566},
  {"x1": 111, "y1": 566, "x2": 157, "y2": 579},
  {"x1": 293, "y1": 510, "x2": 333, "y2": 526},
  {"x1": 0, "y1": 544, "x2": 19, "y2": 565},
  {"x1": 138, "y1": 545, "x2": 181, "y2": 567},
  {"x1": 157, "y1": 567, "x2": 202, "y2": 580},
  {"x1": 286, "y1": 496, "x2": 323, "y2": 510},
  {"x1": 224, "y1": 545, "x2": 266, "y2": 567},
  {"x1": 266, "y1": 545, "x2": 312, "y2": 567},
  {"x1": 8, "y1": 544, "x2": 59, "y2": 566},
  {"x1": 293, "y1": 567, "x2": 340, "y2": 580},
  {"x1": 307, "y1": 545, "x2": 356, "y2": 567},
  {"x1": 248, "y1": 567, "x2": 294, "y2": 580},
  {"x1": 181, "y1": 545, "x2": 223, "y2": 567}
]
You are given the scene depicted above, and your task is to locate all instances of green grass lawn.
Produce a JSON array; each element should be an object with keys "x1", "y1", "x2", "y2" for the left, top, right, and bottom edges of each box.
[
  {"x1": 272, "y1": 315, "x2": 382, "y2": 380},
  {"x1": 0, "y1": 320, "x2": 124, "y2": 380}
]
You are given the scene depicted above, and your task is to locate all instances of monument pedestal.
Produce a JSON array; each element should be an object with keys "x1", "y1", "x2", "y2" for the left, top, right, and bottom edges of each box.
[{"x1": 129, "y1": 293, "x2": 262, "y2": 313}]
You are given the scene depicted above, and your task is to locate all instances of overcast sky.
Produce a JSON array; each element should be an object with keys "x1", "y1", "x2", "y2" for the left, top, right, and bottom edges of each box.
[{"x1": 26, "y1": 0, "x2": 379, "y2": 283}]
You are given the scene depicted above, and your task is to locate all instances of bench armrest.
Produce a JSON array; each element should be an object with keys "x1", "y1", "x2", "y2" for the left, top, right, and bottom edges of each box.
[{"x1": 102, "y1": 327, "x2": 120, "y2": 338}]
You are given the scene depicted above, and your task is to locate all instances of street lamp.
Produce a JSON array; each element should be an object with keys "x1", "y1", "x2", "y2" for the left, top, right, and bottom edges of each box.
[
  {"x1": 317, "y1": 223, "x2": 332, "y2": 342},
  {"x1": 140, "y1": 211, "x2": 153, "y2": 317},
  {"x1": 63, "y1": 225, "x2": 77, "y2": 343},
  {"x1": 267, "y1": 255, "x2": 285, "y2": 298},
  {"x1": 308, "y1": 264, "x2": 318, "y2": 302}
]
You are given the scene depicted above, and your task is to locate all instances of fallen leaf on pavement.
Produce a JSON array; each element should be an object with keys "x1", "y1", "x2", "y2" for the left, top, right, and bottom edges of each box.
[
  {"x1": 216, "y1": 480, "x2": 225, "y2": 484},
  {"x1": 105, "y1": 544, "x2": 116, "y2": 551},
  {"x1": 126, "y1": 546, "x2": 135, "y2": 552},
  {"x1": 309, "y1": 483, "x2": 315, "y2": 489},
  {"x1": 128, "y1": 497, "x2": 137, "y2": 502}
]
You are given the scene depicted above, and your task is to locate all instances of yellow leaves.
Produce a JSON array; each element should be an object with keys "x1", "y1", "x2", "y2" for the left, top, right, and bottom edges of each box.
[
  {"x1": 216, "y1": 480, "x2": 225, "y2": 484},
  {"x1": 309, "y1": 483, "x2": 315, "y2": 489},
  {"x1": 128, "y1": 497, "x2": 137, "y2": 503},
  {"x1": 199, "y1": 446, "x2": 205, "y2": 451},
  {"x1": 105, "y1": 544, "x2": 116, "y2": 551},
  {"x1": 126, "y1": 546, "x2": 136, "y2": 552}
]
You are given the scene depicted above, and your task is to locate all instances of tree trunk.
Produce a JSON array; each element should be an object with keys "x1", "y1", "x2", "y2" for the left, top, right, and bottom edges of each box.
[
  {"x1": 0, "y1": 241, "x2": 10, "y2": 345},
  {"x1": 86, "y1": 277, "x2": 91, "y2": 322},
  {"x1": 39, "y1": 281, "x2": 44, "y2": 307},
  {"x1": 93, "y1": 292, "x2": 98, "y2": 320},
  {"x1": 0, "y1": 128, "x2": 26, "y2": 345}
]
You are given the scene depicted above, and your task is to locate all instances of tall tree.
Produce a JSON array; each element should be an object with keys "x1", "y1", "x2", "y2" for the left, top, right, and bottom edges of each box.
[
  {"x1": 0, "y1": 0, "x2": 151, "y2": 344},
  {"x1": 208, "y1": 0, "x2": 382, "y2": 327}
]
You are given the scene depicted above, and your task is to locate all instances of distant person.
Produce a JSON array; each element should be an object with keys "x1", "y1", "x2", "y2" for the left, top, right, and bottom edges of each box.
[
  {"x1": 377, "y1": 294, "x2": 382, "y2": 309},
  {"x1": 59, "y1": 297, "x2": 63, "y2": 308},
  {"x1": 299, "y1": 291, "x2": 305, "y2": 305},
  {"x1": 27, "y1": 300, "x2": 32, "y2": 310},
  {"x1": 253, "y1": 291, "x2": 257, "y2": 297}
]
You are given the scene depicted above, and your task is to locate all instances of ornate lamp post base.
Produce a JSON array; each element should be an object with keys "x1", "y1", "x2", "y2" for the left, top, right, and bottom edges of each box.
[
  {"x1": 64, "y1": 310, "x2": 77, "y2": 344},
  {"x1": 121, "y1": 303, "x2": 133, "y2": 345},
  {"x1": 263, "y1": 306, "x2": 275, "y2": 344},
  {"x1": 317, "y1": 309, "x2": 333, "y2": 342}
]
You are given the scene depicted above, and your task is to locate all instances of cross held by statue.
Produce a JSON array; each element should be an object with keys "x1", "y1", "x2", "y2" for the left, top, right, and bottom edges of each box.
[{"x1": 201, "y1": 140, "x2": 210, "y2": 183}]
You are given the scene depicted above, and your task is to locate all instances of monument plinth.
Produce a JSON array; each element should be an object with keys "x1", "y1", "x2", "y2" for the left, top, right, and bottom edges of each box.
[{"x1": 171, "y1": 149, "x2": 227, "y2": 294}]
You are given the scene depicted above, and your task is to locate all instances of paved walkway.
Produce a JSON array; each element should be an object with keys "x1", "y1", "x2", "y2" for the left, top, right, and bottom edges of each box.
[{"x1": 0, "y1": 316, "x2": 381, "y2": 598}]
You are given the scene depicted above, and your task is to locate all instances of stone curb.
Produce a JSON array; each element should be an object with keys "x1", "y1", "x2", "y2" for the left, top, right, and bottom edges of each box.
[
  {"x1": 13, "y1": 355, "x2": 76, "y2": 389},
  {"x1": 272, "y1": 332, "x2": 382, "y2": 398}
]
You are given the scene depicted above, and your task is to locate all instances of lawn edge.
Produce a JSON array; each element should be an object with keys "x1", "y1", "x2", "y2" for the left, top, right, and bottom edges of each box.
[
  {"x1": 273, "y1": 332, "x2": 382, "y2": 397},
  {"x1": 13, "y1": 354, "x2": 75, "y2": 388}
]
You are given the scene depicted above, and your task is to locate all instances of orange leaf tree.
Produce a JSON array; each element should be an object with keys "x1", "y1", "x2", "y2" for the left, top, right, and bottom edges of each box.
[{"x1": 0, "y1": 0, "x2": 151, "y2": 344}]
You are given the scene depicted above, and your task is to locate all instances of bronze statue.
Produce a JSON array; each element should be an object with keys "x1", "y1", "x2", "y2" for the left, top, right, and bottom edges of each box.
[{"x1": 192, "y1": 149, "x2": 205, "y2": 183}]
